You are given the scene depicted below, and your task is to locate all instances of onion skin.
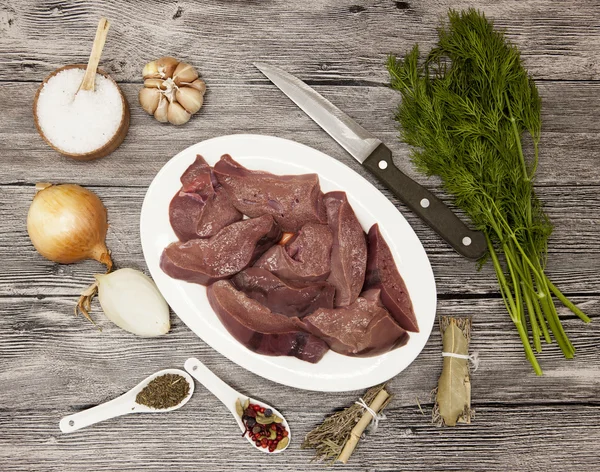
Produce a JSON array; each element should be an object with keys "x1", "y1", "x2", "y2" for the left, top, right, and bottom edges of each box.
[{"x1": 27, "y1": 184, "x2": 112, "y2": 269}]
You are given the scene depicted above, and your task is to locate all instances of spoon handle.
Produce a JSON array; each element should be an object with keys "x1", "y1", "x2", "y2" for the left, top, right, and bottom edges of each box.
[
  {"x1": 59, "y1": 394, "x2": 132, "y2": 434},
  {"x1": 79, "y1": 18, "x2": 110, "y2": 92},
  {"x1": 184, "y1": 357, "x2": 240, "y2": 416}
]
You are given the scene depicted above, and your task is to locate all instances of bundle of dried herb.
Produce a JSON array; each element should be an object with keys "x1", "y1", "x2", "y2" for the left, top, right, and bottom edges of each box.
[
  {"x1": 432, "y1": 317, "x2": 473, "y2": 426},
  {"x1": 135, "y1": 373, "x2": 190, "y2": 409},
  {"x1": 302, "y1": 383, "x2": 392, "y2": 464}
]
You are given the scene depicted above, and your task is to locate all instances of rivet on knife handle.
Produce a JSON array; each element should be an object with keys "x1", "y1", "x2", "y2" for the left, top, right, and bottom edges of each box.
[{"x1": 363, "y1": 144, "x2": 487, "y2": 260}]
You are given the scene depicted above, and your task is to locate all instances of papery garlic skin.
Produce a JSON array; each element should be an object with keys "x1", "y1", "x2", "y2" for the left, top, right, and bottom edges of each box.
[
  {"x1": 139, "y1": 56, "x2": 205, "y2": 125},
  {"x1": 96, "y1": 268, "x2": 170, "y2": 337}
]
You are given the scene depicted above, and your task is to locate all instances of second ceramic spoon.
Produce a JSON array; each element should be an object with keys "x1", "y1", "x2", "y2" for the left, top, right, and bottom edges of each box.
[{"x1": 184, "y1": 357, "x2": 291, "y2": 453}]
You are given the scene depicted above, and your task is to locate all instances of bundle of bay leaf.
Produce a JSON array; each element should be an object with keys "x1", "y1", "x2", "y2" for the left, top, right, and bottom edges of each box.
[{"x1": 433, "y1": 317, "x2": 474, "y2": 426}]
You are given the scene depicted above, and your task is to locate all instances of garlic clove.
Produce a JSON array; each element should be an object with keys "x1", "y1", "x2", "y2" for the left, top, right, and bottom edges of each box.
[
  {"x1": 156, "y1": 56, "x2": 179, "y2": 79},
  {"x1": 188, "y1": 79, "x2": 207, "y2": 95},
  {"x1": 167, "y1": 101, "x2": 191, "y2": 125},
  {"x1": 176, "y1": 86, "x2": 204, "y2": 115},
  {"x1": 173, "y1": 62, "x2": 199, "y2": 86},
  {"x1": 95, "y1": 268, "x2": 170, "y2": 337},
  {"x1": 142, "y1": 60, "x2": 160, "y2": 79},
  {"x1": 139, "y1": 87, "x2": 161, "y2": 115},
  {"x1": 154, "y1": 95, "x2": 169, "y2": 122},
  {"x1": 144, "y1": 78, "x2": 166, "y2": 90}
]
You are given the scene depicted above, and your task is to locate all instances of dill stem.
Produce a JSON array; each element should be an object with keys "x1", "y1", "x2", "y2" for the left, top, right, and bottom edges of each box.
[
  {"x1": 486, "y1": 234, "x2": 517, "y2": 320},
  {"x1": 524, "y1": 255, "x2": 551, "y2": 344},
  {"x1": 530, "y1": 141, "x2": 540, "y2": 178},
  {"x1": 536, "y1": 265, "x2": 575, "y2": 356},
  {"x1": 546, "y1": 278, "x2": 591, "y2": 323},
  {"x1": 502, "y1": 241, "x2": 536, "y2": 292},
  {"x1": 506, "y1": 240, "x2": 538, "y2": 353},
  {"x1": 488, "y1": 200, "x2": 551, "y2": 287},
  {"x1": 532, "y1": 261, "x2": 575, "y2": 358},
  {"x1": 504, "y1": 90, "x2": 529, "y2": 181},
  {"x1": 524, "y1": 287, "x2": 542, "y2": 353},
  {"x1": 487, "y1": 234, "x2": 542, "y2": 375},
  {"x1": 511, "y1": 239, "x2": 541, "y2": 350},
  {"x1": 517, "y1": 247, "x2": 542, "y2": 352},
  {"x1": 504, "y1": 242, "x2": 524, "y2": 327}
]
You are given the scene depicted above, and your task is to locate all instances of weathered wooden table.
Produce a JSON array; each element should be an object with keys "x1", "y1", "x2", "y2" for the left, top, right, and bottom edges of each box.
[{"x1": 1, "y1": 1, "x2": 599, "y2": 470}]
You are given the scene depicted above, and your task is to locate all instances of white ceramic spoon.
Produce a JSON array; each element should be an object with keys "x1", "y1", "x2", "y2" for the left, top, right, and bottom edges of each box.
[
  {"x1": 59, "y1": 368, "x2": 194, "y2": 434},
  {"x1": 184, "y1": 357, "x2": 291, "y2": 453}
]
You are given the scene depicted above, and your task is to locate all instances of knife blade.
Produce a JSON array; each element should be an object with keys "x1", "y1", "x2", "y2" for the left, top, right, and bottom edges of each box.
[{"x1": 254, "y1": 62, "x2": 487, "y2": 260}]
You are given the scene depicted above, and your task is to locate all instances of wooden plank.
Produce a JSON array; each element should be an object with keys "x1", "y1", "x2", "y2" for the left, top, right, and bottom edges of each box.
[
  {"x1": 2, "y1": 1, "x2": 600, "y2": 470},
  {"x1": 0, "y1": 81, "x2": 599, "y2": 186},
  {"x1": 2, "y1": 184, "x2": 599, "y2": 297},
  {"x1": 0, "y1": 296, "x2": 597, "y2": 410},
  {"x1": 1, "y1": 0, "x2": 600, "y2": 83},
  {"x1": 0, "y1": 403, "x2": 598, "y2": 471},
  {"x1": 0, "y1": 295, "x2": 597, "y2": 471}
]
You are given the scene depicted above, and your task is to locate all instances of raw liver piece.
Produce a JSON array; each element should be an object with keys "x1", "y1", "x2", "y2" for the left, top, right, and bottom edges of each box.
[
  {"x1": 301, "y1": 289, "x2": 409, "y2": 357},
  {"x1": 180, "y1": 154, "x2": 216, "y2": 195},
  {"x1": 323, "y1": 191, "x2": 367, "y2": 306},
  {"x1": 169, "y1": 155, "x2": 242, "y2": 242},
  {"x1": 364, "y1": 223, "x2": 418, "y2": 332},
  {"x1": 232, "y1": 267, "x2": 335, "y2": 318},
  {"x1": 160, "y1": 215, "x2": 281, "y2": 285},
  {"x1": 213, "y1": 154, "x2": 327, "y2": 232},
  {"x1": 255, "y1": 223, "x2": 333, "y2": 282},
  {"x1": 207, "y1": 280, "x2": 329, "y2": 363},
  {"x1": 169, "y1": 188, "x2": 242, "y2": 241}
]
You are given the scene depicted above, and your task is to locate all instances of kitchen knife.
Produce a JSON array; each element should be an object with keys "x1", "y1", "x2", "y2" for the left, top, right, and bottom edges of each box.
[{"x1": 254, "y1": 62, "x2": 487, "y2": 260}]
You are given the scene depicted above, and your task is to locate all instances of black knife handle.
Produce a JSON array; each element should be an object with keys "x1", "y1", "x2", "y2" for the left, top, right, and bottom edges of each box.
[{"x1": 362, "y1": 144, "x2": 487, "y2": 260}]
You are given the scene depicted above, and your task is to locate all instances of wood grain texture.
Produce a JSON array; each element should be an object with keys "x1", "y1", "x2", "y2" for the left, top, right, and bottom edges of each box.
[
  {"x1": 0, "y1": 297, "x2": 597, "y2": 408},
  {"x1": 1, "y1": 81, "x2": 599, "y2": 186},
  {"x1": 0, "y1": 296, "x2": 598, "y2": 471},
  {"x1": 1, "y1": 0, "x2": 600, "y2": 83},
  {"x1": 1, "y1": 185, "x2": 598, "y2": 297},
  {"x1": 1, "y1": 0, "x2": 600, "y2": 471}
]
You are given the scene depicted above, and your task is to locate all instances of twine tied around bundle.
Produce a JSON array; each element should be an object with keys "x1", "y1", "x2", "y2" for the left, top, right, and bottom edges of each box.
[{"x1": 442, "y1": 351, "x2": 480, "y2": 371}]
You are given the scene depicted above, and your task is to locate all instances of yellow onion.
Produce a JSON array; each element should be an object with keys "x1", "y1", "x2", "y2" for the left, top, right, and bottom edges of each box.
[
  {"x1": 27, "y1": 183, "x2": 113, "y2": 323},
  {"x1": 27, "y1": 183, "x2": 112, "y2": 268}
]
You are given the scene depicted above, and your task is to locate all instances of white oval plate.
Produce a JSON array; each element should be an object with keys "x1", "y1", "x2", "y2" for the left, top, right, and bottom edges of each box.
[{"x1": 140, "y1": 134, "x2": 436, "y2": 392}]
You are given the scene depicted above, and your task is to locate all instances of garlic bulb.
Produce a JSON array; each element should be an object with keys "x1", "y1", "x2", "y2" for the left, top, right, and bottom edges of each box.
[
  {"x1": 139, "y1": 56, "x2": 206, "y2": 125},
  {"x1": 96, "y1": 268, "x2": 170, "y2": 337}
]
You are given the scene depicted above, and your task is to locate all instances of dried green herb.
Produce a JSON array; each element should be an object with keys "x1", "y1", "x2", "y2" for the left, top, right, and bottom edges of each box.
[
  {"x1": 432, "y1": 317, "x2": 473, "y2": 426},
  {"x1": 135, "y1": 373, "x2": 189, "y2": 409},
  {"x1": 302, "y1": 383, "x2": 392, "y2": 464}
]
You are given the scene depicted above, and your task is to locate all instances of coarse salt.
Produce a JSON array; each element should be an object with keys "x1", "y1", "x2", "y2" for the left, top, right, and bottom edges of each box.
[{"x1": 36, "y1": 68, "x2": 123, "y2": 154}]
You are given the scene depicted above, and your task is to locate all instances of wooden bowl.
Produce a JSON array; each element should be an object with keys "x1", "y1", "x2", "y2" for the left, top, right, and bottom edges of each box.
[{"x1": 33, "y1": 64, "x2": 130, "y2": 161}]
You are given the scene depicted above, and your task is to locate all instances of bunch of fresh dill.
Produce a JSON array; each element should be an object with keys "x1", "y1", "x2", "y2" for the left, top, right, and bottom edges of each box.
[{"x1": 387, "y1": 8, "x2": 589, "y2": 374}]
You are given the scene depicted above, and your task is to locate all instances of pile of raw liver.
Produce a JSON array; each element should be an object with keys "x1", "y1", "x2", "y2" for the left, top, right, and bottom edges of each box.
[{"x1": 161, "y1": 155, "x2": 418, "y2": 363}]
